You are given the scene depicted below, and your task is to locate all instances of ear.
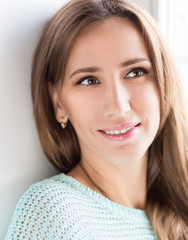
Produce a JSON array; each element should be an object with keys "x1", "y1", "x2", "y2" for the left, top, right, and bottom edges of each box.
[{"x1": 48, "y1": 82, "x2": 68, "y2": 124}]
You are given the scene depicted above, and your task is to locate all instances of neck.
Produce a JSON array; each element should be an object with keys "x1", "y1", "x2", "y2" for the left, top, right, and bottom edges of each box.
[{"x1": 69, "y1": 154, "x2": 148, "y2": 210}]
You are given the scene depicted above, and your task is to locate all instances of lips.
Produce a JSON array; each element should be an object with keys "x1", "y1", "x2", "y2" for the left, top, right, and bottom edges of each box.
[
  {"x1": 104, "y1": 126, "x2": 135, "y2": 135},
  {"x1": 98, "y1": 123, "x2": 141, "y2": 141},
  {"x1": 100, "y1": 122, "x2": 140, "y2": 133}
]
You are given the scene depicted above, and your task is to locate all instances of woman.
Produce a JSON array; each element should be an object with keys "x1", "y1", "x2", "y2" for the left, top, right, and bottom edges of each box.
[{"x1": 5, "y1": 0, "x2": 188, "y2": 239}]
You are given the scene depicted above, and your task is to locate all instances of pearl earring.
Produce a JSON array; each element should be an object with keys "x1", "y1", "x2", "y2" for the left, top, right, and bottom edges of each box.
[{"x1": 60, "y1": 118, "x2": 67, "y2": 129}]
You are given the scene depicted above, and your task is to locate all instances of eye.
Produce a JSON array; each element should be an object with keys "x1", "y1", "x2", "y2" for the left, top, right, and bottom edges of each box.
[
  {"x1": 76, "y1": 76, "x2": 101, "y2": 85},
  {"x1": 126, "y1": 68, "x2": 148, "y2": 78}
]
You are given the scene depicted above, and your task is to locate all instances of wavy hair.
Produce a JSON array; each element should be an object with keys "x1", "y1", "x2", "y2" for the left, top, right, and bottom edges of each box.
[{"x1": 31, "y1": 0, "x2": 188, "y2": 238}]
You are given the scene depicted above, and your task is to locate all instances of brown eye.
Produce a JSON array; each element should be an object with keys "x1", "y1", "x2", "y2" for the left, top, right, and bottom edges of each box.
[
  {"x1": 77, "y1": 76, "x2": 100, "y2": 85},
  {"x1": 126, "y1": 68, "x2": 148, "y2": 78}
]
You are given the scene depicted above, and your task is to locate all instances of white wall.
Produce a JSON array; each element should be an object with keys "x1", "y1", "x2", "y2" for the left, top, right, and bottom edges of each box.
[
  {"x1": 0, "y1": 0, "x2": 152, "y2": 238},
  {"x1": 133, "y1": 0, "x2": 158, "y2": 20},
  {"x1": 0, "y1": 0, "x2": 69, "y2": 238}
]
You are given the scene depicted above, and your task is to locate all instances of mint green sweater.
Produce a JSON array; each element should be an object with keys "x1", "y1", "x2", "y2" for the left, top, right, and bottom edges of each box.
[{"x1": 5, "y1": 174, "x2": 158, "y2": 239}]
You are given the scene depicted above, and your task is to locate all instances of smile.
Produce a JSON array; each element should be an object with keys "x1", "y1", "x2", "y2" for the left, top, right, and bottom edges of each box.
[
  {"x1": 99, "y1": 123, "x2": 141, "y2": 141},
  {"x1": 105, "y1": 126, "x2": 134, "y2": 135}
]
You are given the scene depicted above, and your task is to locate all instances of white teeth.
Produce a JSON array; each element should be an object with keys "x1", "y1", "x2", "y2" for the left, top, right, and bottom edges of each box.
[{"x1": 105, "y1": 127, "x2": 133, "y2": 135}]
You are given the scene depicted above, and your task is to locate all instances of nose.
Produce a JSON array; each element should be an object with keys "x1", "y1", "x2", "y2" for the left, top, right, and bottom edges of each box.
[{"x1": 103, "y1": 80, "x2": 131, "y2": 117}]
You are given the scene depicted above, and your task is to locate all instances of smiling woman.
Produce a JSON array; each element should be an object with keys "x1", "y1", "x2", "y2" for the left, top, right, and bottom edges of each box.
[
  {"x1": 5, "y1": 0, "x2": 188, "y2": 239},
  {"x1": 51, "y1": 17, "x2": 160, "y2": 172}
]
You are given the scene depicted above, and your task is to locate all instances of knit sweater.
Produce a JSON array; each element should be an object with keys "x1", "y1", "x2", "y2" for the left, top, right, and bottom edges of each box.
[{"x1": 5, "y1": 173, "x2": 158, "y2": 240}]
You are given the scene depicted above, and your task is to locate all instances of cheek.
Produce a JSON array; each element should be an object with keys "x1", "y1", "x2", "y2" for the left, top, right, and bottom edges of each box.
[
  {"x1": 132, "y1": 83, "x2": 160, "y2": 122},
  {"x1": 63, "y1": 91, "x2": 100, "y2": 127}
]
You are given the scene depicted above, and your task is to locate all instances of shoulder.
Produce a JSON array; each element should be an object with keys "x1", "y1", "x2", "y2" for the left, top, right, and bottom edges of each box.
[
  {"x1": 16, "y1": 174, "x2": 80, "y2": 212},
  {"x1": 5, "y1": 174, "x2": 82, "y2": 240}
]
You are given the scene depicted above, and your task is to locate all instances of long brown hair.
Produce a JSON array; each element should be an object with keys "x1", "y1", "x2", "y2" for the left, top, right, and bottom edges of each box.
[{"x1": 31, "y1": 0, "x2": 188, "y2": 238}]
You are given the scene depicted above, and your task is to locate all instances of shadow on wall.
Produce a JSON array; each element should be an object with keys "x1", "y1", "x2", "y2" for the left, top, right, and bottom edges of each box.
[{"x1": 0, "y1": 0, "x2": 70, "y2": 238}]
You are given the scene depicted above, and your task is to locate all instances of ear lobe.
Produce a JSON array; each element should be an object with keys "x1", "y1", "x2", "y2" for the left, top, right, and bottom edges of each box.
[{"x1": 48, "y1": 82, "x2": 68, "y2": 124}]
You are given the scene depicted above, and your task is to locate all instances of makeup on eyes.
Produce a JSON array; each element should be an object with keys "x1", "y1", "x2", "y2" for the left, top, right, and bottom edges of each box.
[
  {"x1": 75, "y1": 76, "x2": 101, "y2": 85},
  {"x1": 125, "y1": 67, "x2": 148, "y2": 78},
  {"x1": 74, "y1": 66, "x2": 150, "y2": 86}
]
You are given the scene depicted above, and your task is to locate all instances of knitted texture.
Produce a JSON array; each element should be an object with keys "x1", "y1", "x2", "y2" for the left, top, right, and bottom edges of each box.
[{"x1": 5, "y1": 174, "x2": 158, "y2": 240}]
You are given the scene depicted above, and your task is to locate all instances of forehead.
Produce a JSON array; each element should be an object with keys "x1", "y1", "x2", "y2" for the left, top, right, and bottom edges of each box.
[{"x1": 66, "y1": 17, "x2": 149, "y2": 71}]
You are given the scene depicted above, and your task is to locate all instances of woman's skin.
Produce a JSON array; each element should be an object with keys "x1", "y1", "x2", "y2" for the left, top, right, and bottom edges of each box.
[{"x1": 50, "y1": 17, "x2": 160, "y2": 210}]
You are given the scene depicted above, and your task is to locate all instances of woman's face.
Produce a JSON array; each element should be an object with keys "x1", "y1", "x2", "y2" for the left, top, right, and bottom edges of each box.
[{"x1": 53, "y1": 17, "x2": 160, "y2": 165}]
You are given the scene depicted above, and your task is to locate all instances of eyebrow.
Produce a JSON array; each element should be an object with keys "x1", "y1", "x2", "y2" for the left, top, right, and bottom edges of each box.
[
  {"x1": 70, "y1": 67, "x2": 101, "y2": 79},
  {"x1": 119, "y1": 58, "x2": 150, "y2": 68},
  {"x1": 69, "y1": 58, "x2": 150, "y2": 79}
]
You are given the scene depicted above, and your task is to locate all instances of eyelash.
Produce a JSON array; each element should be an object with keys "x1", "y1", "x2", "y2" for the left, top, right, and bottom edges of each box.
[
  {"x1": 76, "y1": 76, "x2": 100, "y2": 86},
  {"x1": 125, "y1": 67, "x2": 148, "y2": 78},
  {"x1": 75, "y1": 67, "x2": 148, "y2": 85}
]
